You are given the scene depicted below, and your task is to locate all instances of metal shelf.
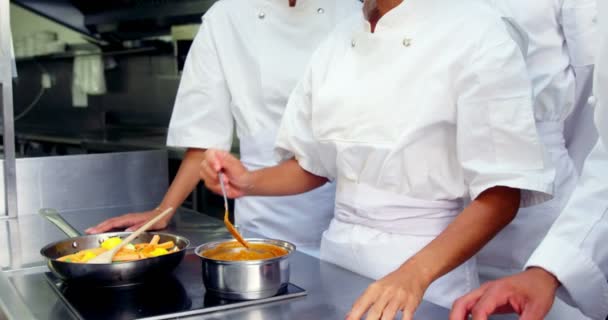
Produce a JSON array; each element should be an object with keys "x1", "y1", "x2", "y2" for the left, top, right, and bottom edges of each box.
[{"x1": 15, "y1": 46, "x2": 165, "y2": 63}]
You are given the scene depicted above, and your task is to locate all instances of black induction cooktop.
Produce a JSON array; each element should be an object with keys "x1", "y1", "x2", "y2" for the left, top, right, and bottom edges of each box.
[{"x1": 44, "y1": 252, "x2": 307, "y2": 320}]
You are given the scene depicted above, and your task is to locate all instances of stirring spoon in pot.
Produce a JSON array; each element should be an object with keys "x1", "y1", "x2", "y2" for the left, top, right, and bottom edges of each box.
[
  {"x1": 87, "y1": 207, "x2": 174, "y2": 264},
  {"x1": 219, "y1": 172, "x2": 251, "y2": 249}
]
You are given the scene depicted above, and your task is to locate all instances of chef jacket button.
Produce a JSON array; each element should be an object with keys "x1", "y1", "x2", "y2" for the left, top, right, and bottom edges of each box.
[
  {"x1": 258, "y1": 12, "x2": 266, "y2": 19},
  {"x1": 351, "y1": 39, "x2": 356, "y2": 48},
  {"x1": 317, "y1": 8, "x2": 325, "y2": 14},
  {"x1": 588, "y1": 95, "x2": 597, "y2": 107},
  {"x1": 402, "y1": 38, "x2": 412, "y2": 47}
]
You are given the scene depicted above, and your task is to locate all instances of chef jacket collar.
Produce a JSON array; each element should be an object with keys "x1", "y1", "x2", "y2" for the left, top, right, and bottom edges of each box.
[
  {"x1": 361, "y1": 0, "x2": 431, "y2": 33},
  {"x1": 265, "y1": 0, "x2": 325, "y2": 13},
  {"x1": 269, "y1": 0, "x2": 313, "y2": 8},
  {"x1": 261, "y1": 0, "x2": 329, "y2": 21}
]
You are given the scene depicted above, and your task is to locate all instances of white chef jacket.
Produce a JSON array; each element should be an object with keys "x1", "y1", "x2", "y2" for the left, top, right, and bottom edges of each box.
[
  {"x1": 563, "y1": 0, "x2": 600, "y2": 172},
  {"x1": 478, "y1": 0, "x2": 598, "y2": 277},
  {"x1": 166, "y1": 0, "x2": 362, "y2": 254},
  {"x1": 526, "y1": 1, "x2": 608, "y2": 319},
  {"x1": 488, "y1": 0, "x2": 596, "y2": 123},
  {"x1": 275, "y1": 0, "x2": 552, "y2": 307}
]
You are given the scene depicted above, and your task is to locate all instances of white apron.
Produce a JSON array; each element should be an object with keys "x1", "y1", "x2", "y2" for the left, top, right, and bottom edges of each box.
[
  {"x1": 236, "y1": 129, "x2": 335, "y2": 257},
  {"x1": 478, "y1": 121, "x2": 585, "y2": 319},
  {"x1": 321, "y1": 179, "x2": 479, "y2": 309}
]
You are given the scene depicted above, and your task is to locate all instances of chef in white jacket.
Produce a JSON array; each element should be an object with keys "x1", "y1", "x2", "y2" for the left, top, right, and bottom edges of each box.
[
  {"x1": 475, "y1": 0, "x2": 597, "y2": 318},
  {"x1": 199, "y1": 0, "x2": 553, "y2": 318},
  {"x1": 86, "y1": 0, "x2": 362, "y2": 257},
  {"x1": 450, "y1": 1, "x2": 608, "y2": 319}
]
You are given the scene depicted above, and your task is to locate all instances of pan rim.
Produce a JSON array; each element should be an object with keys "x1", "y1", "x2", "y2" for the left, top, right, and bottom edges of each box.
[
  {"x1": 194, "y1": 238, "x2": 295, "y2": 265},
  {"x1": 40, "y1": 231, "x2": 191, "y2": 265}
]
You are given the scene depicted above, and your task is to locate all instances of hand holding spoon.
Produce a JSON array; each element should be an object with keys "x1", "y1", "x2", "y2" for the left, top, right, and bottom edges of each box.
[{"x1": 219, "y1": 172, "x2": 250, "y2": 249}]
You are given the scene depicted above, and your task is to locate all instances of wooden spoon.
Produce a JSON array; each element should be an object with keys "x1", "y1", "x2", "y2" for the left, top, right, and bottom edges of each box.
[
  {"x1": 219, "y1": 172, "x2": 251, "y2": 249},
  {"x1": 87, "y1": 207, "x2": 174, "y2": 264}
]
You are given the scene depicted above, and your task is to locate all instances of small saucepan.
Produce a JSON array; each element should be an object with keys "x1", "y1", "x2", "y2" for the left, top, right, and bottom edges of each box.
[{"x1": 195, "y1": 238, "x2": 295, "y2": 300}]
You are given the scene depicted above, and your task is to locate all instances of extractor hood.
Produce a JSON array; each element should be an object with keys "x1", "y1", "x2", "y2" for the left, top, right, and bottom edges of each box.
[{"x1": 12, "y1": 0, "x2": 215, "y2": 43}]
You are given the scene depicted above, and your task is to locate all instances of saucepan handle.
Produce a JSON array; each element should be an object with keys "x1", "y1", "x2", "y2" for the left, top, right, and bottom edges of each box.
[{"x1": 39, "y1": 208, "x2": 82, "y2": 238}]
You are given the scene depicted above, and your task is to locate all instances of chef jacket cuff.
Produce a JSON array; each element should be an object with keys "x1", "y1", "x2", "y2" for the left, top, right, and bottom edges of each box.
[
  {"x1": 274, "y1": 147, "x2": 332, "y2": 181},
  {"x1": 469, "y1": 177, "x2": 553, "y2": 208},
  {"x1": 166, "y1": 133, "x2": 231, "y2": 151},
  {"x1": 296, "y1": 157, "x2": 333, "y2": 181},
  {"x1": 274, "y1": 145, "x2": 293, "y2": 163},
  {"x1": 526, "y1": 237, "x2": 608, "y2": 320}
]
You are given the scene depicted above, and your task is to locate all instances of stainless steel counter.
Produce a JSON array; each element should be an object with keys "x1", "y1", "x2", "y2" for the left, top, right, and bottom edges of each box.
[{"x1": 0, "y1": 207, "x2": 449, "y2": 319}]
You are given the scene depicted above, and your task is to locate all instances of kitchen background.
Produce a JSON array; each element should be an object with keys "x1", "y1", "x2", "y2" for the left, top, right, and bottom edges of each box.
[{"x1": 6, "y1": 0, "x2": 231, "y2": 219}]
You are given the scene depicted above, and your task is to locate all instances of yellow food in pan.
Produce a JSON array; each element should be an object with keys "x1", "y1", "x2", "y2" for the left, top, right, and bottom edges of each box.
[{"x1": 57, "y1": 235, "x2": 178, "y2": 263}]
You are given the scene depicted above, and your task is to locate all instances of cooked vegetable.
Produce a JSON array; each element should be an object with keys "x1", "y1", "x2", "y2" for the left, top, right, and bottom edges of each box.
[
  {"x1": 101, "y1": 237, "x2": 122, "y2": 250},
  {"x1": 57, "y1": 236, "x2": 178, "y2": 263}
]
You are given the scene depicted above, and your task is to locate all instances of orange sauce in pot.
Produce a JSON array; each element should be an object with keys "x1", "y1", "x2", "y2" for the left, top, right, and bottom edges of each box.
[{"x1": 202, "y1": 242, "x2": 288, "y2": 261}]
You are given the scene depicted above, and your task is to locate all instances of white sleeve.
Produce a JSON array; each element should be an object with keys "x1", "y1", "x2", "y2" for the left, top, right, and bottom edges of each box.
[
  {"x1": 456, "y1": 22, "x2": 553, "y2": 207},
  {"x1": 166, "y1": 8, "x2": 233, "y2": 151},
  {"x1": 564, "y1": 65, "x2": 598, "y2": 174},
  {"x1": 526, "y1": 6, "x2": 608, "y2": 318},
  {"x1": 274, "y1": 65, "x2": 335, "y2": 180},
  {"x1": 561, "y1": 0, "x2": 598, "y2": 67},
  {"x1": 561, "y1": 0, "x2": 599, "y2": 170},
  {"x1": 595, "y1": 0, "x2": 608, "y2": 145},
  {"x1": 526, "y1": 139, "x2": 608, "y2": 320}
]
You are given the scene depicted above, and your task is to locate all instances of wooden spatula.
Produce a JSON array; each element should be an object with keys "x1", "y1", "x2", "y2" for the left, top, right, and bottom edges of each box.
[{"x1": 87, "y1": 207, "x2": 174, "y2": 264}]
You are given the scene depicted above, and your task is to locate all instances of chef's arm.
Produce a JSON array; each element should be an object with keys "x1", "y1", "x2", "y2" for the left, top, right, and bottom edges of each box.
[
  {"x1": 201, "y1": 150, "x2": 327, "y2": 198},
  {"x1": 246, "y1": 158, "x2": 328, "y2": 196},
  {"x1": 403, "y1": 186, "x2": 521, "y2": 286},
  {"x1": 525, "y1": 139, "x2": 608, "y2": 319},
  {"x1": 157, "y1": 148, "x2": 207, "y2": 211},
  {"x1": 86, "y1": 147, "x2": 208, "y2": 234}
]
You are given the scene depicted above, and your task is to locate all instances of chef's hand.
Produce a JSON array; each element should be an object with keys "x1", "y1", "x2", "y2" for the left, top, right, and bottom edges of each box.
[
  {"x1": 449, "y1": 267, "x2": 559, "y2": 320},
  {"x1": 85, "y1": 210, "x2": 170, "y2": 234},
  {"x1": 346, "y1": 264, "x2": 430, "y2": 320},
  {"x1": 199, "y1": 149, "x2": 252, "y2": 198}
]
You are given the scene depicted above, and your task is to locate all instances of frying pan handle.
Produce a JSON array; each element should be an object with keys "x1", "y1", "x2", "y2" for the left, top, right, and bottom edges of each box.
[{"x1": 39, "y1": 208, "x2": 82, "y2": 238}]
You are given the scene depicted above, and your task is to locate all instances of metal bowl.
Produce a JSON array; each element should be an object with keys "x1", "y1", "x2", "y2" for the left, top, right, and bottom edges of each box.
[{"x1": 194, "y1": 238, "x2": 295, "y2": 300}]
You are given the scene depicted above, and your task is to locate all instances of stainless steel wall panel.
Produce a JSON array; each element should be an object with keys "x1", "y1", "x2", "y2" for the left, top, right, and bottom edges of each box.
[{"x1": 0, "y1": 150, "x2": 168, "y2": 215}]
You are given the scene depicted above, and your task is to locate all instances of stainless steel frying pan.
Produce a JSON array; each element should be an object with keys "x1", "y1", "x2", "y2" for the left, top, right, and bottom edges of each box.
[{"x1": 39, "y1": 208, "x2": 190, "y2": 287}]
